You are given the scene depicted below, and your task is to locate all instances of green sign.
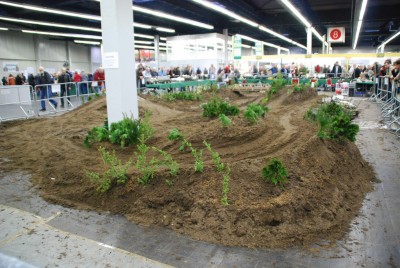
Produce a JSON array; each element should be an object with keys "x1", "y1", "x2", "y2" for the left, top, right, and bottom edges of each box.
[{"x1": 233, "y1": 36, "x2": 241, "y2": 60}]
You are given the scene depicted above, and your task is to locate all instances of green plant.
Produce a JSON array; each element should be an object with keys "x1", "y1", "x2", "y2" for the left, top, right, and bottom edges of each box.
[
  {"x1": 219, "y1": 114, "x2": 232, "y2": 127},
  {"x1": 83, "y1": 126, "x2": 109, "y2": 148},
  {"x1": 203, "y1": 141, "x2": 224, "y2": 172},
  {"x1": 306, "y1": 102, "x2": 360, "y2": 142},
  {"x1": 88, "y1": 96, "x2": 92, "y2": 101},
  {"x1": 202, "y1": 96, "x2": 239, "y2": 118},
  {"x1": 162, "y1": 92, "x2": 203, "y2": 101},
  {"x1": 86, "y1": 146, "x2": 131, "y2": 192},
  {"x1": 244, "y1": 103, "x2": 269, "y2": 123},
  {"x1": 221, "y1": 164, "x2": 230, "y2": 205},
  {"x1": 135, "y1": 136, "x2": 158, "y2": 185},
  {"x1": 262, "y1": 158, "x2": 288, "y2": 187},
  {"x1": 109, "y1": 112, "x2": 154, "y2": 147},
  {"x1": 153, "y1": 147, "x2": 180, "y2": 176},
  {"x1": 192, "y1": 147, "x2": 204, "y2": 173},
  {"x1": 168, "y1": 128, "x2": 184, "y2": 141}
]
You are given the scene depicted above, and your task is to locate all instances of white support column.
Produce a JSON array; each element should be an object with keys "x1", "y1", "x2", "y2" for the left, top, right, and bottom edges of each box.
[
  {"x1": 307, "y1": 27, "x2": 312, "y2": 55},
  {"x1": 322, "y1": 35, "x2": 326, "y2": 54},
  {"x1": 100, "y1": 0, "x2": 139, "y2": 123},
  {"x1": 277, "y1": 47, "x2": 281, "y2": 55},
  {"x1": 154, "y1": 35, "x2": 160, "y2": 70},
  {"x1": 223, "y1": 28, "x2": 228, "y2": 65}
]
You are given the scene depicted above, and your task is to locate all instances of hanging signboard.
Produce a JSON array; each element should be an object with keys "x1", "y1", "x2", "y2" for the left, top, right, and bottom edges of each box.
[
  {"x1": 2, "y1": 62, "x2": 19, "y2": 73},
  {"x1": 327, "y1": 27, "x2": 345, "y2": 43},
  {"x1": 233, "y1": 36, "x2": 241, "y2": 60},
  {"x1": 255, "y1": 41, "x2": 263, "y2": 57}
]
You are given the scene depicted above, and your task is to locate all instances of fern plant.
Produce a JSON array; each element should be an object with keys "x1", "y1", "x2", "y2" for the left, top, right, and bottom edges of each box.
[
  {"x1": 85, "y1": 146, "x2": 131, "y2": 192},
  {"x1": 219, "y1": 114, "x2": 232, "y2": 127},
  {"x1": 244, "y1": 103, "x2": 269, "y2": 123},
  {"x1": 168, "y1": 128, "x2": 184, "y2": 141},
  {"x1": 262, "y1": 158, "x2": 288, "y2": 187}
]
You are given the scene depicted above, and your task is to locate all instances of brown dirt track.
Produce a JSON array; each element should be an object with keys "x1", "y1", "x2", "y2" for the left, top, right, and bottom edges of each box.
[{"x1": 0, "y1": 87, "x2": 375, "y2": 248}]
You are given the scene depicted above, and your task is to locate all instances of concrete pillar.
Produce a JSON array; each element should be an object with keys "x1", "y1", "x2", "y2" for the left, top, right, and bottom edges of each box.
[
  {"x1": 223, "y1": 28, "x2": 228, "y2": 65},
  {"x1": 380, "y1": 44, "x2": 385, "y2": 53},
  {"x1": 322, "y1": 35, "x2": 326, "y2": 54},
  {"x1": 154, "y1": 35, "x2": 160, "y2": 69},
  {"x1": 100, "y1": 0, "x2": 139, "y2": 123},
  {"x1": 277, "y1": 47, "x2": 281, "y2": 55},
  {"x1": 307, "y1": 27, "x2": 312, "y2": 54},
  {"x1": 66, "y1": 41, "x2": 72, "y2": 70}
]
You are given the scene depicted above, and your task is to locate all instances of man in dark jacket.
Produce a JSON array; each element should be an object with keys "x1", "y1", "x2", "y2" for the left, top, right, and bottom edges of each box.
[
  {"x1": 58, "y1": 68, "x2": 72, "y2": 108},
  {"x1": 331, "y1": 62, "x2": 343, "y2": 77},
  {"x1": 36, "y1": 66, "x2": 57, "y2": 111}
]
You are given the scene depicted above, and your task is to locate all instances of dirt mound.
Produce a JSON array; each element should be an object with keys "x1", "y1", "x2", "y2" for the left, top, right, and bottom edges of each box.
[{"x1": 0, "y1": 89, "x2": 374, "y2": 248}]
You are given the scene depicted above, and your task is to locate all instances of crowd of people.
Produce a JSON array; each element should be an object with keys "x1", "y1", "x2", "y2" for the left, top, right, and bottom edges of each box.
[{"x1": 1, "y1": 67, "x2": 106, "y2": 111}]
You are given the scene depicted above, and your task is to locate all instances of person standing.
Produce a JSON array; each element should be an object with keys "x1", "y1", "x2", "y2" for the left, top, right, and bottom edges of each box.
[
  {"x1": 36, "y1": 66, "x2": 57, "y2": 111},
  {"x1": 93, "y1": 67, "x2": 105, "y2": 92},
  {"x1": 7, "y1": 74, "x2": 16, "y2": 85},
  {"x1": 80, "y1": 70, "x2": 88, "y2": 96},
  {"x1": 58, "y1": 68, "x2": 72, "y2": 108},
  {"x1": 331, "y1": 62, "x2": 343, "y2": 77}
]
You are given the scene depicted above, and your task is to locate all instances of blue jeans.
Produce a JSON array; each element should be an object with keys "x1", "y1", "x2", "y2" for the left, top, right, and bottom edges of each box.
[
  {"x1": 40, "y1": 86, "x2": 57, "y2": 109},
  {"x1": 80, "y1": 83, "x2": 88, "y2": 95}
]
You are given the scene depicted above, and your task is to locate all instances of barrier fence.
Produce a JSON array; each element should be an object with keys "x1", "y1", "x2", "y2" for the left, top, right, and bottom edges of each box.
[
  {"x1": 0, "y1": 80, "x2": 106, "y2": 122},
  {"x1": 369, "y1": 76, "x2": 400, "y2": 137}
]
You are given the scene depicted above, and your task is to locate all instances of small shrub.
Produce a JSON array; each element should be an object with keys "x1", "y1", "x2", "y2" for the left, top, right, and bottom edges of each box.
[
  {"x1": 202, "y1": 97, "x2": 239, "y2": 118},
  {"x1": 84, "y1": 126, "x2": 109, "y2": 148},
  {"x1": 86, "y1": 147, "x2": 131, "y2": 192},
  {"x1": 203, "y1": 141, "x2": 224, "y2": 172},
  {"x1": 192, "y1": 147, "x2": 204, "y2": 173},
  {"x1": 244, "y1": 103, "x2": 269, "y2": 123},
  {"x1": 306, "y1": 102, "x2": 360, "y2": 142},
  {"x1": 168, "y1": 128, "x2": 184, "y2": 141},
  {"x1": 162, "y1": 92, "x2": 203, "y2": 101},
  {"x1": 219, "y1": 114, "x2": 232, "y2": 127},
  {"x1": 135, "y1": 140, "x2": 158, "y2": 185},
  {"x1": 262, "y1": 158, "x2": 288, "y2": 187}
]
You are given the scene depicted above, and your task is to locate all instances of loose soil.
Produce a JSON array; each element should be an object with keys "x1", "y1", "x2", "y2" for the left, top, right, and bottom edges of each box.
[{"x1": 0, "y1": 87, "x2": 375, "y2": 248}]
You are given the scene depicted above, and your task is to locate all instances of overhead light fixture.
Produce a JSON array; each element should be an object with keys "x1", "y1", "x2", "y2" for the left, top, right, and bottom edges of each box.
[
  {"x1": 190, "y1": 0, "x2": 258, "y2": 27},
  {"x1": 134, "y1": 40, "x2": 152, "y2": 44},
  {"x1": 155, "y1": 27, "x2": 175, "y2": 33},
  {"x1": 0, "y1": 0, "x2": 100, "y2": 21},
  {"x1": 0, "y1": 27, "x2": 8, "y2": 30},
  {"x1": 259, "y1": 25, "x2": 307, "y2": 50},
  {"x1": 279, "y1": 0, "x2": 311, "y2": 28},
  {"x1": 353, "y1": 0, "x2": 368, "y2": 49},
  {"x1": 134, "y1": 45, "x2": 155, "y2": 50},
  {"x1": 377, "y1": 29, "x2": 400, "y2": 51},
  {"x1": 236, "y1": 34, "x2": 258, "y2": 43},
  {"x1": 279, "y1": 0, "x2": 326, "y2": 45},
  {"x1": 160, "y1": 37, "x2": 167, "y2": 41},
  {"x1": 0, "y1": 16, "x2": 101, "y2": 32},
  {"x1": 159, "y1": 43, "x2": 167, "y2": 46},
  {"x1": 74, "y1": 40, "x2": 101, "y2": 45},
  {"x1": 134, "y1": 33, "x2": 154, "y2": 39},
  {"x1": 236, "y1": 34, "x2": 290, "y2": 52},
  {"x1": 132, "y1": 5, "x2": 214, "y2": 30},
  {"x1": 159, "y1": 47, "x2": 167, "y2": 51},
  {"x1": 241, "y1": 44, "x2": 252, "y2": 48},
  {"x1": 22, "y1": 30, "x2": 102, "y2": 39},
  {"x1": 133, "y1": 22, "x2": 151, "y2": 29}
]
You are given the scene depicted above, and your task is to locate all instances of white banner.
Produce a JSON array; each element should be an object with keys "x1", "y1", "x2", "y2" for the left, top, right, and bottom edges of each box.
[{"x1": 2, "y1": 62, "x2": 20, "y2": 73}]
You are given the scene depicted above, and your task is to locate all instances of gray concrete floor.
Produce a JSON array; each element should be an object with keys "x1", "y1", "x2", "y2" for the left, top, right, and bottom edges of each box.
[{"x1": 0, "y1": 96, "x2": 399, "y2": 267}]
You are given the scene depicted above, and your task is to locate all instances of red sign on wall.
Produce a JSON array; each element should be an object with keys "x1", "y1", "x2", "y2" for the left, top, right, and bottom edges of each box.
[{"x1": 327, "y1": 27, "x2": 345, "y2": 43}]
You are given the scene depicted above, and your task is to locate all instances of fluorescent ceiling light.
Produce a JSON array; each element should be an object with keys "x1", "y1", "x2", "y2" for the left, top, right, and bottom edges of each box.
[
  {"x1": 135, "y1": 45, "x2": 154, "y2": 50},
  {"x1": 0, "y1": 27, "x2": 8, "y2": 30},
  {"x1": 0, "y1": 0, "x2": 100, "y2": 21},
  {"x1": 160, "y1": 37, "x2": 167, "y2": 41},
  {"x1": 74, "y1": 40, "x2": 100, "y2": 45},
  {"x1": 132, "y1": 5, "x2": 213, "y2": 30},
  {"x1": 134, "y1": 33, "x2": 154, "y2": 39},
  {"x1": 159, "y1": 47, "x2": 167, "y2": 51},
  {"x1": 155, "y1": 27, "x2": 175, "y2": 33},
  {"x1": 22, "y1": 29, "x2": 102, "y2": 39},
  {"x1": 0, "y1": 16, "x2": 101, "y2": 32},
  {"x1": 191, "y1": 0, "x2": 258, "y2": 27},
  {"x1": 241, "y1": 44, "x2": 252, "y2": 48},
  {"x1": 259, "y1": 25, "x2": 307, "y2": 49},
  {"x1": 279, "y1": 0, "x2": 326, "y2": 44},
  {"x1": 159, "y1": 43, "x2": 167, "y2": 46},
  {"x1": 236, "y1": 34, "x2": 290, "y2": 52},
  {"x1": 135, "y1": 40, "x2": 152, "y2": 44},
  {"x1": 133, "y1": 22, "x2": 151, "y2": 29},
  {"x1": 353, "y1": 0, "x2": 368, "y2": 49},
  {"x1": 236, "y1": 34, "x2": 258, "y2": 43}
]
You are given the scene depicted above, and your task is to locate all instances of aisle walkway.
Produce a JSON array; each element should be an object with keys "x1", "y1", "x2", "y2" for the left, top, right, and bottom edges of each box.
[{"x1": 0, "y1": 97, "x2": 399, "y2": 267}]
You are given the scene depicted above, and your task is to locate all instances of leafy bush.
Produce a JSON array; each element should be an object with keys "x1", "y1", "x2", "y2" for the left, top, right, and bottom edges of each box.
[
  {"x1": 202, "y1": 97, "x2": 239, "y2": 118},
  {"x1": 203, "y1": 141, "x2": 224, "y2": 172},
  {"x1": 85, "y1": 147, "x2": 131, "y2": 192},
  {"x1": 84, "y1": 113, "x2": 154, "y2": 148},
  {"x1": 84, "y1": 126, "x2": 110, "y2": 148},
  {"x1": 219, "y1": 114, "x2": 232, "y2": 127},
  {"x1": 162, "y1": 92, "x2": 203, "y2": 101},
  {"x1": 262, "y1": 158, "x2": 288, "y2": 187},
  {"x1": 268, "y1": 72, "x2": 286, "y2": 98},
  {"x1": 168, "y1": 128, "x2": 184, "y2": 141},
  {"x1": 305, "y1": 102, "x2": 359, "y2": 142},
  {"x1": 244, "y1": 103, "x2": 269, "y2": 123}
]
